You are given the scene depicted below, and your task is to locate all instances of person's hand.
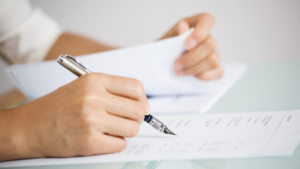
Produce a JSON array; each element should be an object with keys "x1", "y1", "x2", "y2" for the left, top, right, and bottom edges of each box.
[
  {"x1": 160, "y1": 13, "x2": 224, "y2": 81},
  {"x1": 0, "y1": 73, "x2": 149, "y2": 161}
]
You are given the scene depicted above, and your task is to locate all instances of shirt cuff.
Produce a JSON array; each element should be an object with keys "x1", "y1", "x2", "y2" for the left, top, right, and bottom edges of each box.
[{"x1": 0, "y1": 7, "x2": 63, "y2": 64}]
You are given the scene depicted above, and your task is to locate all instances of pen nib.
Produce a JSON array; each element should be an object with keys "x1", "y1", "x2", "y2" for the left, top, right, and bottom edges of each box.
[{"x1": 164, "y1": 128, "x2": 177, "y2": 136}]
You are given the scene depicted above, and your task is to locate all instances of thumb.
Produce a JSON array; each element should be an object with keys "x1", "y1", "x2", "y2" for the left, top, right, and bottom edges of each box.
[{"x1": 178, "y1": 20, "x2": 190, "y2": 35}]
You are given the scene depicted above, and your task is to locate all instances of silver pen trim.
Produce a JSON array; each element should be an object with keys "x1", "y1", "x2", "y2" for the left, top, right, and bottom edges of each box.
[
  {"x1": 148, "y1": 116, "x2": 177, "y2": 136},
  {"x1": 57, "y1": 54, "x2": 91, "y2": 77}
]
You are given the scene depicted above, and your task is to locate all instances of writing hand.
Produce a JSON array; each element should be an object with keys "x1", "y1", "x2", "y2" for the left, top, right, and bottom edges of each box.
[{"x1": 0, "y1": 73, "x2": 149, "y2": 161}]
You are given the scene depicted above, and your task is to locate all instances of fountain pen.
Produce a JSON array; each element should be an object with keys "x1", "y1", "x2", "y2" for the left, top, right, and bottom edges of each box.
[{"x1": 57, "y1": 54, "x2": 177, "y2": 136}]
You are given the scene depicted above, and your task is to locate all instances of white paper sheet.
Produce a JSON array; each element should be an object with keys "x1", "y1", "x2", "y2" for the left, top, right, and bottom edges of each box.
[
  {"x1": 1, "y1": 109, "x2": 300, "y2": 168},
  {"x1": 6, "y1": 29, "x2": 247, "y2": 113},
  {"x1": 6, "y1": 29, "x2": 245, "y2": 99},
  {"x1": 149, "y1": 62, "x2": 247, "y2": 113}
]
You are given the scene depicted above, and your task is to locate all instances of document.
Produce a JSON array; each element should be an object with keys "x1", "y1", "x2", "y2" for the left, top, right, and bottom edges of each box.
[
  {"x1": 6, "y1": 29, "x2": 246, "y2": 113},
  {"x1": 6, "y1": 29, "x2": 246, "y2": 99},
  {"x1": 1, "y1": 109, "x2": 300, "y2": 168}
]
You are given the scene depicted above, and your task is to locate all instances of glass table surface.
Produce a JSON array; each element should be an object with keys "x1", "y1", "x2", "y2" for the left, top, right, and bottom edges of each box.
[{"x1": 4, "y1": 61, "x2": 300, "y2": 169}]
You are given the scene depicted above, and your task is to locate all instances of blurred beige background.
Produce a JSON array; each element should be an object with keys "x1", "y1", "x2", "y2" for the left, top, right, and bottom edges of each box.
[{"x1": 0, "y1": 0, "x2": 299, "y2": 95}]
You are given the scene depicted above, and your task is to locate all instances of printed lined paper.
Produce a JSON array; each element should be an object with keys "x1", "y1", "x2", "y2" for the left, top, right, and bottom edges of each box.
[{"x1": 1, "y1": 109, "x2": 300, "y2": 168}]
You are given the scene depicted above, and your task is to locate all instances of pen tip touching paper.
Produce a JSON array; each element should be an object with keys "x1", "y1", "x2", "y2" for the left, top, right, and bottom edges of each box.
[{"x1": 164, "y1": 128, "x2": 177, "y2": 136}]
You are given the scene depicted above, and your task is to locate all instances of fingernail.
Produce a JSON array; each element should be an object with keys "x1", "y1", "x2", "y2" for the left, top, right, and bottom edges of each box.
[
  {"x1": 186, "y1": 38, "x2": 197, "y2": 50},
  {"x1": 175, "y1": 63, "x2": 183, "y2": 72}
]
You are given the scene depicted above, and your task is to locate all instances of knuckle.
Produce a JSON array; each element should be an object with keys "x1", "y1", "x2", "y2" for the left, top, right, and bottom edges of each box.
[
  {"x1": 128, "y1": 122, "x2": 140, "y2": 137},
  {"x1": 81, "y1": 73, "x2": 99, "y2": 84},
  {"x1": 78, "y1": 114, "x2": 94, "y2": 132},
  {"x1": 206, "y1": 36, "x2": 217, "y2": 49},
  {"x1": 77, "y1": 88, "x2": 105, "y2": 109},
  {"x1": 79, "y1": 113, "x2": 92, "y2": 123},
  {"x1": 132, "y1": 102, "x2": 145, "y2": 119},
  {"x1": 208, "y1": 53, "x2": 220, "y2": 67},
  {"x1": 80, "y1": 90, "x2": 94, "y2": 100},
  {"x1": 76, "y1": 91, "x2": 97, "y2": 111},
  {"x1": 201, "y1": 13, "x2": 215, "y2": 23},
  {"x1": 130, "y1": 79, "x2": 144, "y2": 91},
  {"x1": 79, "y1": 73, "x2": 105, "y2": 90}
]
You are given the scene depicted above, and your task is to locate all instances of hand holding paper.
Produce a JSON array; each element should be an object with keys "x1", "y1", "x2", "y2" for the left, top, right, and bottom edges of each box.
[{"x1": 160, "y1": 13, "x2": 223, "y2": 80}]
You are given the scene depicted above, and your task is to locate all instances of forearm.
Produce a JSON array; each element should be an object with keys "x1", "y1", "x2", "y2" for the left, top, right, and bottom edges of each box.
[
  {"x1": 0, "y1": 32, "x2": 116, "y2": 108},
  {"x1": 45, "y1": 32, "x2": 116, "y2": 60},
  {"x1": 0, "y1": 108, "x2": 40, "y2": 162}
]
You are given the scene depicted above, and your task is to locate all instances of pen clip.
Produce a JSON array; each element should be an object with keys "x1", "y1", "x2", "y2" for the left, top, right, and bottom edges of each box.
[
  {"x1": 65, "y1": 54, "x2": 91, "y2": 73},
  {"x1": 57, "y1": 54, "x2": 91, "y2": 77},
  {"x1": 64, "y1": 54, "x2": 91, "y2": 73}
]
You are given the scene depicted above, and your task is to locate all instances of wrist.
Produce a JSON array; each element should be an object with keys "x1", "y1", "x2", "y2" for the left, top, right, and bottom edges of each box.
[{"x1": 0, "y1": 106, "x2": 42, "y2": 161}]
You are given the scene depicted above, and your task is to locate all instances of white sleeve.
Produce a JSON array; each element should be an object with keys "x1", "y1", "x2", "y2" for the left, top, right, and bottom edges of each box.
[{"x1": 0, "y1": 0, "x2": 63, "y2": 64}]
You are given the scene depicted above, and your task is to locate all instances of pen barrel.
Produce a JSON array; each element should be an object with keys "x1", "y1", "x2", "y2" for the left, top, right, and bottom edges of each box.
[
  {"x1": 58, "y1": 55, "x2": 90, "y2": 77},
  {"x1": 147, "y1": 116, "x2": 166, "y2": 133}
]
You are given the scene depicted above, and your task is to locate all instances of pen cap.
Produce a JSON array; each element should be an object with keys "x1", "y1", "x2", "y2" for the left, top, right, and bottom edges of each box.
[{"x1": 57, "y1": 55, "x2": 91, "y2": 77}]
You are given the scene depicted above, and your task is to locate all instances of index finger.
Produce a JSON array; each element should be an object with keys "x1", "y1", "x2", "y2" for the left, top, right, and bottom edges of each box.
[
  {"x1": 184, "y1": 13, "x2": 215, "y2": 50},
  {"x1": 97, "y1": 73, "x2": 150, "y2": 113}
]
